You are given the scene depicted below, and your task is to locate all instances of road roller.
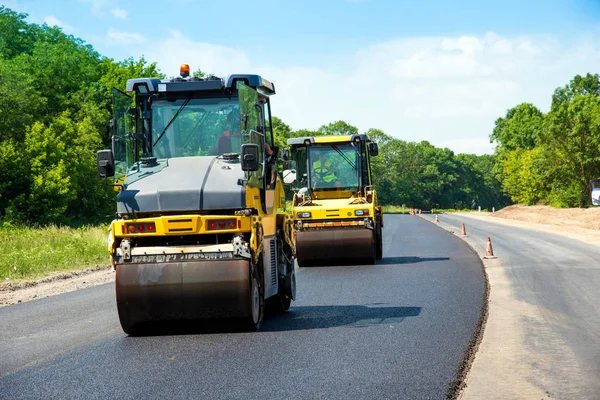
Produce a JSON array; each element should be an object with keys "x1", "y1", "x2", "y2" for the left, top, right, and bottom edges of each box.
[
  {"x1": 96, "y1": 65, "x2": 296, "y2": 334},
  {"x1": 282, "y1": 134, "x2": 383, "y2": 267}
]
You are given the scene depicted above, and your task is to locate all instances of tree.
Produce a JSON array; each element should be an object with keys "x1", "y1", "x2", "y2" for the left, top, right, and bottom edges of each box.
[
  {"x1": 16, "y1": 27, "x2": 103, "y2": 117},
  {"x1": 271, "y1": 116, "x2": 293, "y2": 149},
  {"x1": 544, "y1": 94, "x2": 600, "y2": 207},
  {"x1": 0, "y1": 6, "x2": 39, "y2": 59},
  {"x1": 552, "y1": 73, "x2": 600, "y2": 111},
  {"x1": 490, "y1": 103, "x2": 546, "y2": 205},
  {"x1": 318, "y1": 120, "x2": 359, "y2": 136},
  {"x1": 0, "y1": 59, "x2": 46, "y2": 141},
  {"x1": 192, "y1": 68, "x2": 207, "y2": 78},
  {"x1": 490, "y1": 103, "x2": 544, "y2": 152}
]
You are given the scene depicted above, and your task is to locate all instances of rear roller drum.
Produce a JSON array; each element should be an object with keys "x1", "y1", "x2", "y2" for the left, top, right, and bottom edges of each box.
[{"x1": 296, "y1": 229, "x2": 376, "y2": 267}]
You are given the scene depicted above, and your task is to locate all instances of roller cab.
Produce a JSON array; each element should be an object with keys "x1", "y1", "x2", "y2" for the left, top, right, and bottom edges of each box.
[
  {"x1": 98, "y1": 67, "x2": 295, "y2": 334},
  {"x1": 283, "y1": 134, "x2": 383, "y2": 267}
]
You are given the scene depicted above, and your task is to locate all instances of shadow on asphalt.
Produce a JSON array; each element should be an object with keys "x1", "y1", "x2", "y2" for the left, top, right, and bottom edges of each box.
[
  {"x1": 261, "y1": 305, "x2": 422, "y2": 332},
  {"x1": 126, "y1": 305, "x2": 421, "y2": 337},
  {"x1": 377, "y1": 256, "x2": 450, "y2": 265}
]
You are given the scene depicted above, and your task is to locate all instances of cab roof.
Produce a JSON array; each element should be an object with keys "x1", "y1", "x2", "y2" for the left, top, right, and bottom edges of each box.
[
  {"x1": 125, "y1": 74, "x2": 276, "y2": 96},
  {"x1": 287, "y1": 134, "x2": 370, "y2": 146}
]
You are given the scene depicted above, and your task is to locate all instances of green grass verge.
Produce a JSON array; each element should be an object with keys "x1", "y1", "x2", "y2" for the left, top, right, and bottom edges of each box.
[
  {"x1": 431, "y1": 208, "x2": 481, "y2": 213},
  {"x1": 381, "y1": 205, "x2": 410, "y2": 214},
  {"x1": 381, "y1": 206, "x2": 483, "y2": 214},
  {"x1": 0, "y1": 225, "x2": 109, "y2": 281}
]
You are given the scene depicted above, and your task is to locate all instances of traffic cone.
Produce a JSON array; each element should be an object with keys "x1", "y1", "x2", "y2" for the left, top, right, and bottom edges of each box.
[
  {"x1": 461, "y1": 223, "x2": 467, "y2": 236},
  {"x1": 434, "y1": 214, "x2": 439, "y2": 223},
  {"x1": 483, "y1": 237, "x2": 497, "y2": 259}
]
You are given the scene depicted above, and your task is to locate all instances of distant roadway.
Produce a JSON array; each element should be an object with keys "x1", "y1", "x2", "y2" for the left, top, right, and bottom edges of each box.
[
  {"x1": 421, "y1": 213, "x2": 600, "y2": 399},
  {"x1": 0, "y1": 215, "x2": 485, "y2": 400}
]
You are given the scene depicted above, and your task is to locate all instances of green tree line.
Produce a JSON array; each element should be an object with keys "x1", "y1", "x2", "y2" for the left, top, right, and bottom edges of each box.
[
  {"x1": 491, "y1": 73, "x2": 600, "y2": 207},
  {"x1": 273, "y1": 119, "x2": 510, "y2": 210},
  {"x1": 0, "y1": 7, "x2": 162, "y2": 225},
  {"x1": 0, "y1": 6, "x2": 510, "y2": 227}
]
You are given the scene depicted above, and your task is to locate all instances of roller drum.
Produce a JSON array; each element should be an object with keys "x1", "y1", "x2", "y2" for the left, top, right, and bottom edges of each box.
[
  {"x1": 296, "y1": 228, "x2": 376, "y2": 267},
  {"x1": 115, "y1": 259, "x2": 251, "y2": 333}
]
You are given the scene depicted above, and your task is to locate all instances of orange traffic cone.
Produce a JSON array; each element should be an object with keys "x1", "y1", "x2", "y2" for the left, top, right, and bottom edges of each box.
[
  {"x1": 434, "y1": 214, "x2": 439, "y2": 223},
  {"x1": 483, "y1": 237, "x2": 497, "y2": 259},
  {"x1": 461, "y1": 223, "x2": 467, "y2": 236}
]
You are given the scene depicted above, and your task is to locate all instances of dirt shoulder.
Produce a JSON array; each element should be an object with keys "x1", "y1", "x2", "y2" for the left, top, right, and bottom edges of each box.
[
  {"x1": 0, "y1": 265, "x2": 114, "y2": 308},
  {"x1": 452, "y1": 204, "x2": 600, "y2": 246},
  {"x1": 448, "y1": 204, "x2": 600, "y2": 399}
]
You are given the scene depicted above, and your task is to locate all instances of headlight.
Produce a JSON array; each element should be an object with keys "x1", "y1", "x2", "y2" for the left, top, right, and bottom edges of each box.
[
  {"x1": 354, "y1": 209, "x2": 370, "y2": 216},
  {"x1": 296, "y1": 212, "x2": 312, "y2": 218}
]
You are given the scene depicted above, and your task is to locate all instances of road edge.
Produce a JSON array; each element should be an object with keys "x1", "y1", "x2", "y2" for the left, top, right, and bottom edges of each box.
[
  {"x1": 0, "y1": 264, "x2": 113, "y2": 292},
  {"x1": 416, "y1": 215, "x2": 491, "y2": 400}
]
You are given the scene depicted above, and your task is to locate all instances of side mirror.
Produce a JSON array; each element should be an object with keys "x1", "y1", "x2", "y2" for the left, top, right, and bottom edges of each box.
[
  {"x1": 369, "y1": 142, "x2": 379, "y2": 157},
  {"x1": 241, "y1": 143, "x2": 259, "y2": 171},
  {"x1": 282, "y1": 169, "x2": 297, "y2": 185},
  {"x1": 97, "y1": 149, "x2": 115, "y2": 178},
  {"x1": 281, "y1": 148, "x2": 289, "y2": 161}
]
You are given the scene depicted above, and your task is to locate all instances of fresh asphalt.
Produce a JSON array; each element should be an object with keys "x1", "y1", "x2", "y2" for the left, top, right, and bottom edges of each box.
[
  {"x1": 421, "y1": 213, "x2": 600, "y2": 399},
  {"x1": 0, "y1": 215, "x2": 485, "y2": 400}
]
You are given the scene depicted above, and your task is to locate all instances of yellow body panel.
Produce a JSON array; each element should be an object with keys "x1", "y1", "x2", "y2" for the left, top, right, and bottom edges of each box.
[
  {"x1": 313, "y1": 135, "x2": 353, "y2": 144},
  {"x1": 112, "y1": 214, "x2": 252, "y2": 239},
  {"x1": 294, "y1": 198, "x2": 376, "y2": 221}
]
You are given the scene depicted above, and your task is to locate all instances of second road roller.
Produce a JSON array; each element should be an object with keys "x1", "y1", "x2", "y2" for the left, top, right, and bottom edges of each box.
[{"x1": 282, "y1": 134, "x2": 383, "y2": 267}]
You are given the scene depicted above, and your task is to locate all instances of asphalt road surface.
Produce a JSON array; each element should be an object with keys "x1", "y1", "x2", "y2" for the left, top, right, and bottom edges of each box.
[
  {"x1": 0, "y1": 215, "x2": 485, "y2": 400},
  {"x1": 422, "y1": 213, "x2": 600, "y2": 399}
]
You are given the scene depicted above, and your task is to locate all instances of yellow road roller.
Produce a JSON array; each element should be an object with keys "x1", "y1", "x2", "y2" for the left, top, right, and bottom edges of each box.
[
  {"x1": 282, "y1": 134, "x2": 383, "y2": 267},
  {"x1": 97, "y1": 65, "x2": 296, "y2": 334}
]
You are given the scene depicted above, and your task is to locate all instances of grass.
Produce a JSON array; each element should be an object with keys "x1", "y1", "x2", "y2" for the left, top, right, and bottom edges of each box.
[
  {"x1": 381, "y1": 205, "x2": 410, "y2": 214},
  {"x1": 381, "y1": 206, "x2": 487, "y2": 214},
  {"x1": 0, "y1": 224, "x2": 109, "y2": 282}
]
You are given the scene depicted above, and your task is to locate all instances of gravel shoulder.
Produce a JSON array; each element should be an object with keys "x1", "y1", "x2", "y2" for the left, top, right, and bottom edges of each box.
[
  {"x1": 0, "y1": 265, "x2": 114, "y2": 308},
  {"x1": 430, "y1": 205, "x2": 600, "y2": 399}
]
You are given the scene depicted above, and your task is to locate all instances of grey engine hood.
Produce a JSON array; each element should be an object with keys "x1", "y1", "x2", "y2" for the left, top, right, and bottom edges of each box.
[{"x1": 117, "y1": 157, "x2": 246, "y2": 213}]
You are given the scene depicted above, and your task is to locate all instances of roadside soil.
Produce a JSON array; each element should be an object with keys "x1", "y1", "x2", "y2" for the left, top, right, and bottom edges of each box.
[
  {"x1": 448, "y1": 204, "x2": 600, "y2": 399},
  {"x1": 0, "y1": 265, "x2": 114, "y2": 308},
  {"x1": 2, "y1": 204, "x2": 598, "y2": 308}
]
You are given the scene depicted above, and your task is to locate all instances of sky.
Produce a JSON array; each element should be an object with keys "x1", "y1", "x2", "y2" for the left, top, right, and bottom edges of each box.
[{"x1": 3, "y1": 0, "x2": 600, "y2": 154}]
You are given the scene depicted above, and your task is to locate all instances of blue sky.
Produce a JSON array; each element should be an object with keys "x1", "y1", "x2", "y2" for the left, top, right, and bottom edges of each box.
[{"x1": 3, "y1": 0, "x2": 600, "y2": 154}]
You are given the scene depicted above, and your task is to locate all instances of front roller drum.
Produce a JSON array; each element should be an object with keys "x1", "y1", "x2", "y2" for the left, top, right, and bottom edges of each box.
[
  {"x1": 115, "y1": 259, "x2": 256, "y2": 334},
  {"x1": 296, "y1": 228, "x2": 376, "y2": 267}
]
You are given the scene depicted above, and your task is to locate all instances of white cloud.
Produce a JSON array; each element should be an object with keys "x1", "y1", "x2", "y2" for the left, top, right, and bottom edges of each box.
[
  {"x1": 107, "y1": 28, "x2": 147, "y2": 44},
  {"x1": 43, "y1": 15, "x2": 76, "y2": 34},
  {"x1": 79, "y1": 0, "x2": 109, "y2": 11},
  {"x1": 111, "y1": 8, "x2": 128, "y2": 20},
  {"x1": 143, "y1": 30, "x2": 252, "y2": 77},
  {"x1": 130, "y1": 31, "x2": 600, "y2": 155},
  {"x1": 439, "y1": 138, "x2": 495, "y2": 155}
]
